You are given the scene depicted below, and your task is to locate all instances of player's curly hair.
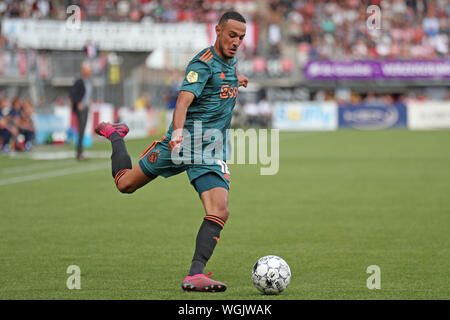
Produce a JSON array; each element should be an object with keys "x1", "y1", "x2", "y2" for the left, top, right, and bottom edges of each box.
[{"x1": 218, "y1": 11, "x2": 246, "y2": 26}]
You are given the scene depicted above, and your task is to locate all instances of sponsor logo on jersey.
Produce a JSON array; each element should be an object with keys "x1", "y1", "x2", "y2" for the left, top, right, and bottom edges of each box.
[{"x1": 220, "y1": 84, "x2": 238, "y2": 99}]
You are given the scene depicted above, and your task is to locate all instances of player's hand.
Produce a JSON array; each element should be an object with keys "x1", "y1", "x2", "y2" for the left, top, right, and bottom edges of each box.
[
  {"x1": 77, "y1": 103, "x2": 84, "y2": 111},
  {"x1": 238, "y1": 75, "x2": 248, "y2": 88},
  {"x1": 169, "y1": 136, "x2": 184, "y2": 153}
]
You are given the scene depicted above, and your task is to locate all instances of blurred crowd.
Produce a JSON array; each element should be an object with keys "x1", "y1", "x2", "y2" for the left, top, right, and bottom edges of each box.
[
  {"x1": 314, "y1": 91, "x2": 408, "y2": 106},
  {"x1": 315, "y1": 88, "x2": 450, "y2": 105},
  {"x1": 0, "y1": 0, "x2": 257, "y2": 23},
  {"x1": 271, "y1": 0, "x2": 449, "y2": 59},
  {"x1": 0, "y1": 0, "x2": 448, "y2": 60},
  {"x1": 0, "y1": 96, "x2": 35, "y2": 152}
]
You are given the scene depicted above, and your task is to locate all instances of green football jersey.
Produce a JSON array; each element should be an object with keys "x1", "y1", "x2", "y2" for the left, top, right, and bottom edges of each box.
[{"x1": 166, "y1": 46, "x2": 239, "y2": 162}]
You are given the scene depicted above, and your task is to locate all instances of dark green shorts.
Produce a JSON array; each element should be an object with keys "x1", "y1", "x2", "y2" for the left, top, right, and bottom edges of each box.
[
  {"x1": 138, "y1": 136, "x2": 231, "y2": 194},
  {"x1": 192, "y1": 172, "x2": 229, "y2": 195}
]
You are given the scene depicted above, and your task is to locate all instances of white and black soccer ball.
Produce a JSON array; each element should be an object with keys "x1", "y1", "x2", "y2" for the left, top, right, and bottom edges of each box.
[{"x1": 251, "y1": 255, "x2": 291, "y2": 295}]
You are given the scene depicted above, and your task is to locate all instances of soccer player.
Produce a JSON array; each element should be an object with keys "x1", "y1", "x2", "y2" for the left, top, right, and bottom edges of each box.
[{"x1": 95, "y1": 11, "x2": 247, "y2": 292}]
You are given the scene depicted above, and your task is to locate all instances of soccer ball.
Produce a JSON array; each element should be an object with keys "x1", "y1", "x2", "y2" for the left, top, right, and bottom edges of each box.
[{"x1": 251, "y1": 255, "x2": 291, "y2": 295}]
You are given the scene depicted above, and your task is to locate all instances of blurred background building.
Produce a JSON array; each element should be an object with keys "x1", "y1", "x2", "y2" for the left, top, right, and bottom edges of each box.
[{"x1": 0, "y1": 0, "x2": 449, "y2": 151}]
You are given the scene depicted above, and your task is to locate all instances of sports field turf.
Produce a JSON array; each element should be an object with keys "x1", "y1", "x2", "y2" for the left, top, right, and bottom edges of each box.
[{"x1": 0, "y1": 130, "x2": 449, "y2": 299}]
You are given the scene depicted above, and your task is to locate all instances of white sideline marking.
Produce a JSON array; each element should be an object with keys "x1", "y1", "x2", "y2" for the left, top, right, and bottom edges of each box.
[
  {"x1": 1, "y1": 161, "x2": 75, "y2": 175},
  {"x1": 0, "y1": 163, "x2": 108, "y2": 187},
  {"x1": 8, "y1": 150, "x2": 111, "y2": 160}
]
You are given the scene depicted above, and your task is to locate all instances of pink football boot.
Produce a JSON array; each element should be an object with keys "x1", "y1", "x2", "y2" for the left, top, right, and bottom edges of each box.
[
  {"x1": 95, "y1": 122, "x2": 129, "y2": 140},
  {"x1": 181, "y1": 272, "x2": 227, "y2": 292}
]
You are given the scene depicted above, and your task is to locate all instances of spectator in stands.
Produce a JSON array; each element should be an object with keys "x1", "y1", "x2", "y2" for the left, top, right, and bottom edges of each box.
[
  {"x1": 70, "y1": 61, "x2": 93, "y2": 160},
  {"x1": 314, "y1": 90, "x2": 328, "y2": 101},
  {"x1": 243, "y1": 99, "x2": 259, "y2": 127},
  {"x1": 352, "y1": 39, "x2": 369, "y2": 59},
  {"x1": 0, "y1": 98, "x2": 12, "y2": 151},
  {"x1": 266, "y1": 1, "x2": 283, "y2": 57},
  {"x1": 243, "y1": 96, "x2": 272, "y2": 128},
  {"x1": 381, "y1": 94, "x2": 395, "y2": 106},
  {"x1": 0, "y1": 97, "x2": 35, "y2": 152},
  {"x1": 134, "y1": 93, "x2": 152, "y2": 111},
  {"x1": 0, "y1": 97, "x2": 10, "y2": 115},
  {"x1": 268, "y1": 23, "x2": 282, "y2": 57},
  {"x1": 363, "y1": 92, "x2": 383, "y2": 105},
  {"x1": 83, "y1": 40, "x2": 99, "y2": 58},
  {"x1": 17, "y1": 99, "x2": 35, "y2": 151},
  {"x1": 257, "y1": 96, "x2": 273, "y2": 127},
  {"x1": 335, "y1": 87, "x2": 351, "y2": 106},
  {"x1": 0, "y1": 116, "x2": 13, "y2": 152},
  {"x1": 350, "y1": 93, "x2": 362, "y2": 105},
  {"x1": 422, "y1": 9, "x2": 440, "y2": 37},
  {"x1": 6, "y1": 97, "x2": 25, "y2": 150}
]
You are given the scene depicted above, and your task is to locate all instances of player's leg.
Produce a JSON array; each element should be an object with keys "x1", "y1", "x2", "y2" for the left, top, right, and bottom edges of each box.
[
  {"x1": 200, "y1": 186, "x2": 230, "y2": 221},
  {"x1": 95, "y1": 122, "x2": 155, "y2": 193},
  {"x1": 182, "y1": 171, "x2": 230, "y2": 292},
  {"x1": 192, "y1": 185, "x2": 229, "y2": 268},
  {"x1": 76, "y1": 108, "x2": 88, "y2": 160},
  {"x1": 114, "y1": 164, "x2": 153, "y2": 194},
  {"x1": 189, "y1": 184, "x2": 229, "y2": 275}
]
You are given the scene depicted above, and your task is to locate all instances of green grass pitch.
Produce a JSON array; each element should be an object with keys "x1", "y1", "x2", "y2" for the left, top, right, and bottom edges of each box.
[{"x1": 0, "y1": 130, "x2": 449, "y2": 299}]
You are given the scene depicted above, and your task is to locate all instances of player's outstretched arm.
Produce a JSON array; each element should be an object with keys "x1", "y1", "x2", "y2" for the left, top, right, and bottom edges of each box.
[{"x1": 169, "y1": 90, "x2": 195, "y2": 152}]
